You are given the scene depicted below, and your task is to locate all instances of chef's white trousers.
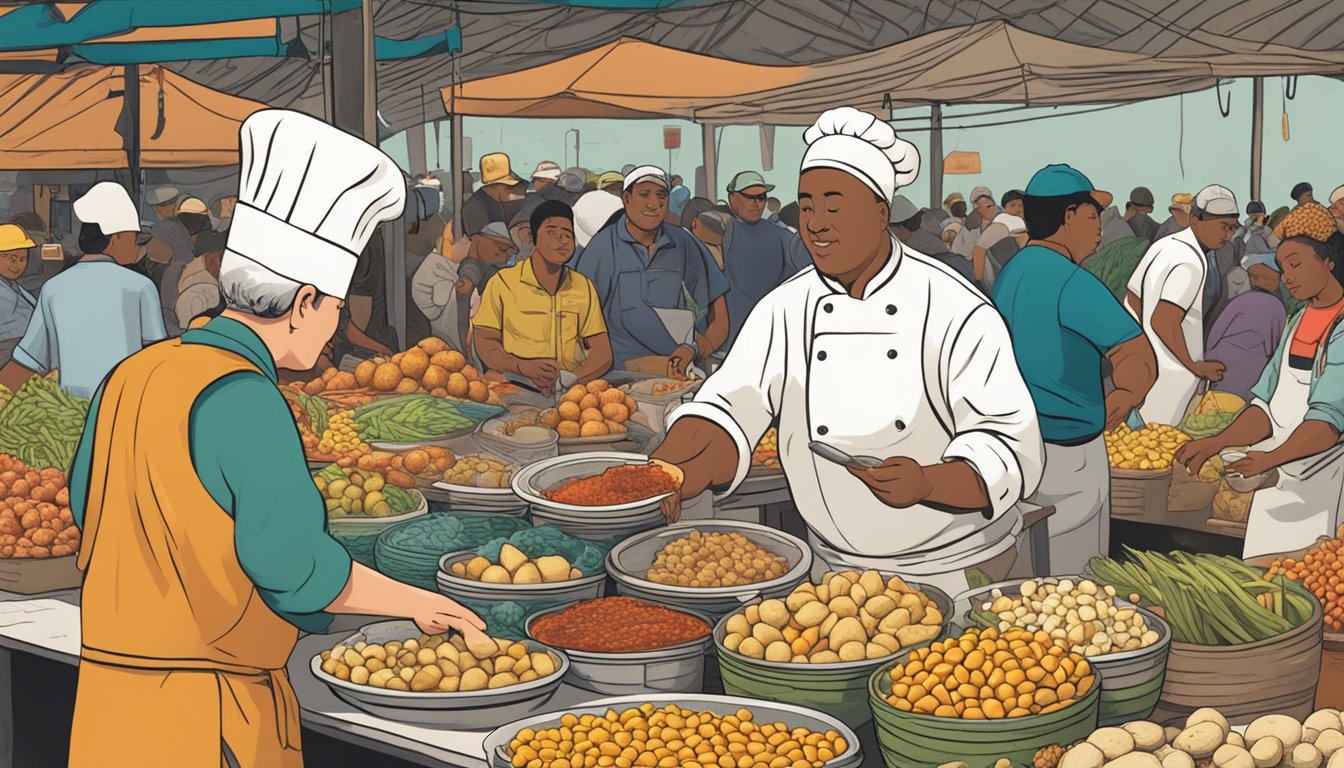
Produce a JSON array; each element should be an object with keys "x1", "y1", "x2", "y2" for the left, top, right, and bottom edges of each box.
[{"x1": 1027, "y1": 436, "x2": 1110, "y2": 575}]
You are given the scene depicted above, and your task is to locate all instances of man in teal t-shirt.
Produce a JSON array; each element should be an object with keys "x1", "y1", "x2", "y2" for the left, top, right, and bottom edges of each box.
[{"x1": 993, "y1": 164, "x2": 1157, "y2": 572}]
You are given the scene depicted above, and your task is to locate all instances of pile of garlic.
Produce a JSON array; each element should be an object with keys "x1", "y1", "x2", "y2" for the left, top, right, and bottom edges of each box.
[
  {"x1": 1059, "y1": 708, "x2": 1344, "y2": 768},
  {"x1": 980, "y1": 578, "x2": 1162, "y2": 657}
]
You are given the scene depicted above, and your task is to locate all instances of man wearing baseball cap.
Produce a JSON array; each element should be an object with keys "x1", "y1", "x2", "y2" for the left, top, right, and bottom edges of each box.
[
  {"x1": 461, "y1": 151, "x2": 527, "y2": 237},
  {"x1": 993, "y1": 164, "x2": 1157, "y2": 572},
  {"x1": 531, "y1": 160, "x2": 562, "y2": 192},
  {"x1": 1125, "y1": 184, "x2": 1240, "y2": 425},
  {"x1": 0, "y1": 182, "x2": 165, "y2": 398},
  {"x1": 573, "y1": 165, "x2": 729, "y2": 376},
  {"x1": 718, "y1": 170, "x2": 810, "y2": 353}
]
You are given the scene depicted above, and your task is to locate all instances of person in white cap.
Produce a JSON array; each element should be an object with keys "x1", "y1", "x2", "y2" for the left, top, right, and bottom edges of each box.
[
  {"x1": 652, "y1": 107, "x2": 1043, "y2": 595},
  {"x1": 1124, "y1": 184, "x2": 1240, "y2": 425},
  {"x1": 573, "y1": 165, "x2": 730, "y2": 375},
  {"x1": 531, "y1": 159, "x2": 562, "y2": 193},
  {"x1": 0, "y1": 182, "x2": 165, "y2": 397},
  {"x1": 64, "y1": 110, "x2": 487, "y2": 768}
]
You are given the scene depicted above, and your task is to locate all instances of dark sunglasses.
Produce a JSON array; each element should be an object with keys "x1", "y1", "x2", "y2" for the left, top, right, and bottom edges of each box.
[{"x1": 735, "y1": 192, "x2": 768, "y2": 202}]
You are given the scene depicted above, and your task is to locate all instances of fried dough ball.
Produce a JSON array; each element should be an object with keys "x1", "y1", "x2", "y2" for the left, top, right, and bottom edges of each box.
[
  {"x1": 354, "y1": 360, "x2": 377, "y2": 388},
  {"x1": 601, "y1": 402, "x2": 629, "y2": 422},
  {"x1": 580, "y1": 421, "x2": 610, "y2": 437},
  {"x1": 395, "y1": 378, "x2": 421, "y2": 394},
  {"x1": 467, "y1": 380, "x2": 488, "y2": 402},
  {"x1": 557, "y1": 402, "x2": 581, "y2": 422},
  {"x1": 580, "y1": 407, "x2": 604, "y2": 424},
  {"x1": 400, "y1": 348, "x2": 431, "y2": 380},
  {"x1": 416, "y1": 337, "x2": 448, "y2": 356},
  {"x1": 557, "y1": 421, "x2": 582, "y2": 438},
  {"x1": 446, "y1": 373, "x2": 469, "y2": 398},
  {"x1": 563, "y1": 385, "x2": 587, "y2": 404},
  {"x1": 433, "y1": 350, "x2": 466, "y2": 373},
  {"x1": 422, "y1": 364, "x2": 449, "y2": 390},
  {"x1": 430, "y1": 387, "x2": 449, "y2": 399},
  {"x1": 329, "y1": 371, "x2": 358, "y2": 390},
  {"x1": 579, "y1": 394, "x2": 599, "y2": 411},
  {"x1": 599, "y1": 389, "x2": 626, "y2": 406},
  {"x1": 585, "y1": 379, "x2": 610, "y2": 394},
  {"x1": 372, "y1": 363, "x2": 403, "y2": 392}
]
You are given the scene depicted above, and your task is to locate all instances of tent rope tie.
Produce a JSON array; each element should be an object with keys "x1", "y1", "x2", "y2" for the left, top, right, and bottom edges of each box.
[{"x1": 1214, "y1": 79, "x2": 1231, "y2": 118}]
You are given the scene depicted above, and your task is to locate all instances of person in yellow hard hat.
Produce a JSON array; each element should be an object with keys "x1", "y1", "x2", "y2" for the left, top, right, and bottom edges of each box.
[{"x1": 0, "y1": 224, "x2": 36, "y2": 365}]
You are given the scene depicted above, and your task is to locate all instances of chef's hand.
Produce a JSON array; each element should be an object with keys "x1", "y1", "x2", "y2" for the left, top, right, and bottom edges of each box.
[
  {"x1": 517, "y1": 359, "x2": 560, "y2": 391},
  {"x1": 847, "y1": 457, "x2": 933, "y2": 509},
  {"x1": 414, "y1": 593, "x2": 488, "y2": 647},
  {"x1": 1103, "y1": 389, "x2": 1143, "y2": 433},
  {"x1": 668, "y1": 344, "x2": 697, "y2": 379},
  {"x1": 1228, "y1": 450, "x2": 1278, "y2": 479},
  {"x1": 1191, "y1": 360, "x2": 1227, "y2": 382},
  {"x1": 1174, "y1": 437, "x2": 1223, "y2": 475}
]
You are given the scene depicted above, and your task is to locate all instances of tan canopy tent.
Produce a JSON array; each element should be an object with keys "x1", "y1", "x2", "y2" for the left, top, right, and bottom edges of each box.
[
  {"x1": 0, "y1": 64, "x2": 265, "y2": 169},
  {"x1": 441, "y1": 37, "x2": 810, "y2": 120}
]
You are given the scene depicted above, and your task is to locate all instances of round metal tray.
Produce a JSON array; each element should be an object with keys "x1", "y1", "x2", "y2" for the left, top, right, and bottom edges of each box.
[
  {"x1": 308, "y1": 620, "x2": 569, "y2": 729},
  {"x1": 436, "y1": 550, "x2": 606, "y2": 603},
  {"x1": 482, "y1": 694, "x2": 863, "y2": 767},
  {"x1": 511, "y1": 452, "x2": 677, "y2": 518}
]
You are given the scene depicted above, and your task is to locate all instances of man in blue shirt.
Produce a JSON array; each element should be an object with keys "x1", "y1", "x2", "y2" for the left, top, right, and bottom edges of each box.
[
  {"x1": 993, "y1": 164, "x2": 1157, "y2": 572},
  {"x1": 718, "y1": 171, "x2": 811, "y2": 354},
  {"x1": 574, "y1": 165, "x2": 729, "y2": 375}
]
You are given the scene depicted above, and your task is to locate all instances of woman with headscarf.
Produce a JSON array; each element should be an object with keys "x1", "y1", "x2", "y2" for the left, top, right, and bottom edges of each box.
[
  {"x1": 651, "y1": 107, "x2": 1043, "y2": 596},
  {"x1": 1178, "y1": 204, "x2": 1344, "y2": 557}
]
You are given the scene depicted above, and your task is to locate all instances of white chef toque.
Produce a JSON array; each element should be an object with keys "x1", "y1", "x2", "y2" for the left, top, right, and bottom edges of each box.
[
  {"x1": 800, "y1": 107, "x2": 920, "y2": 205},
  {"x1": 72, "y1": 182, "x2": 141, "y2": 236},
  {"x1": 224, "y1": 109, "x2": 406, "y2": 300}
]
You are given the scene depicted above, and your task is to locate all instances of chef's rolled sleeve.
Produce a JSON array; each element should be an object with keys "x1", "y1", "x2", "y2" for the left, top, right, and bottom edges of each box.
[
  {"x1": 940, "y1": 305, "x2": 1044, "y2": 514},
  {"x1": 666, "y1": 297, "x2": 786, "y2": 496}
]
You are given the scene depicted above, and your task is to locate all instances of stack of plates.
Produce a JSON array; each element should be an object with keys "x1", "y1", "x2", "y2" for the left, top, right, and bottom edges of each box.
[{"x1": 510, "y1": 452, "x2": 673, "y2": 542}]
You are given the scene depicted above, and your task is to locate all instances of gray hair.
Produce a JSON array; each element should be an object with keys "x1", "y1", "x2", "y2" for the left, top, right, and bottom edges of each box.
[{"x1": 218, "y1": 251, "x2": 306, "y2": 318}]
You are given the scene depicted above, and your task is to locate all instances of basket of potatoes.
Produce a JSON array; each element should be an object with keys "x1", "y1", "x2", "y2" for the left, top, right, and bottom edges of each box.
[
  {"x1": 310, "y1": 620, "x2": 568, "y2": 729},
  {"x1": 713, "y1": 569, "x2": 950, "y2": 731}
]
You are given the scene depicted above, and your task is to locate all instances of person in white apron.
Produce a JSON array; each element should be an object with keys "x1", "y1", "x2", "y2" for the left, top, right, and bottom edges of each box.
[
  {"x1": 653, "y1": 107, "x2": 1044, "y2": 597},
  {"x1": 1124, "y1": 185, "x2": 1242, "y2": 425},
  {"x1": 1175, "y1": 203, "x2": 1344, "y2": 558}
]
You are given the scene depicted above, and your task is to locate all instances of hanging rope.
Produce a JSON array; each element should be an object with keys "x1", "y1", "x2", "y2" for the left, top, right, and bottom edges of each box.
[
  {"x1": 1214, "y1": 79, "x2": 1231, "y2": 118},
  {"x1": 1178, "y1": 93, "x2": 1186, "y2": 178}
]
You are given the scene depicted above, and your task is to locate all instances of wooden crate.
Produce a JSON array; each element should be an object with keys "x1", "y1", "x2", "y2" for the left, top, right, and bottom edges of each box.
[
  {"x1": 1111, "y1": 468, "x2": 1172, "y2": 517},
  {"x1": 0, "y1": 555, "x2": 81, "y2": 595}
]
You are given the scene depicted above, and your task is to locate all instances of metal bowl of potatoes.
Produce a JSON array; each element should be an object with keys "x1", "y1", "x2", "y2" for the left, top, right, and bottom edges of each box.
[{"x1": 309, "y1": 620, "x2": 569, "y2": 728}]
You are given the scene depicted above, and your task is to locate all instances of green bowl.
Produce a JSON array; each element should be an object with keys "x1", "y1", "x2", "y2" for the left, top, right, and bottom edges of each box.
[
  {"x1": 713, "y1": 582, "x2": 952, "y2": 731},
  {"x1": 867, "y1": 655, "x2": 1101, "y2": 768}
]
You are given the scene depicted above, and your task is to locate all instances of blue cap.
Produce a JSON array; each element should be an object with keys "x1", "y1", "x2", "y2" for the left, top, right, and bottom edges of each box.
[{"x1": 1025, "y1": 164, "x2": 1113, "y2": 207}]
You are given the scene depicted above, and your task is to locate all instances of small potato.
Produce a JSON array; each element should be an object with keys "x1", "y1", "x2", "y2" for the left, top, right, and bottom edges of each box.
[
  {"x1": 858, "y1": 609, "x2": 879, "y2": 636},
  {"x1": 437, "y1": 676, "x2": 459, "y2": 692},
  {"x1": 858, "y1": 570, "x2": 886, "y2": 599},
  {"x1": 879, "y1": 608, "x2": 912, "y2": 635},
  {"x1": 1211, "y1": 744, "x2": 1254, "y2": 768},
  {"x1": 495, "y1": 656, "x2": 515, "y2": 674},
  {"x1": 343, "y1": 649, "x2": 364, "y2": 668},
  {"x1": 726, "y1": 613, "x2": 751, "y2": 636},
  {"x1": 809, "y1": 650, "x2": 841, "y2": 664},
  {"x1": 459, "y1": 667, "x2": 488, "y2": 692},
  {"x1": 837, "y1": 641, "x2": 866, "y2": 662},
  {"x1": 895, "y1": 624, "x2": 940, "y2": 648},
  {"x1": 871, "y1": 633, "x2": 900, "y2": 653},
  {"x1": 751, "y1": 623, "x2": 784, "y2": 646},
  {"x1": 738, "y1": 637, "x2": 765, "y2": 658},
  {"x1": 1188, "y1": 708, "x2": 1233, "y2": 741},
  {"x1": 320, "y1": 658, "x2": 338, "y2": 676},
  {"x1": 530, "y1": 652, "x2": 556, "y2": 677},
  {"x1": 1288, "y1": 744, "x2": 1324, "y2": 768},
  {"x1": 385, "y1": 677, "x2": 409, "y2": 692},
  {"x1": 435, "y1": 642, "x2": 456, "y2": 660},
  {"x1": 480, "y1": 565, "x2": 511, "y2": 584},
  {"x1": 1087, "y1": 727, "x2": 1136, "y2": 760},
  {"x1": 368, "y1": 669, "x2": 395, "y2": 688},
  {"x1": 1174, "y1": 722, "x2": 1225, "y2": 760},
  {"x1": 487, "y1": 672, "x2": 519, "y2": 689},
  {"x1": 360, "y1": 644, "x2": 387, "y2": 661},
  {"x1": 723, "y1": 632, "x2": 744, "y2": 652},
  {"x1": 829, "y1": 574, "x2": 853, "y2": 599},
  {"x1": 416, "y1": 648, "x2": 437, "y2": 666},
  {"x1": 1161, "y1": 751, "x2": 1194, "y2": 768},
  {"x1": 535, "y1": 555, "x2": 572, "y2": 583},
  {"x1": 786, "y1": 590, "x2": 816, "y2": 613},
  {"x1": 744, "y1": 604, "x2": 760, "y2": 625},
  {"x1": 410, "y1": 665, "x2": 443, "y2": 692},
  {"x1": 399, "y1": 667, "x2": 415, "y2": 683},
  {"x1": 864, "y1": 642, "x2": 890, "y2": 659},
  {"x1": 764, "y1": 641, "x2": 792, "y2": 662},
  {"x1": 864, "y1": 595, "x2": 897, "y2": 620},
  {"x1": 512, "y1": 654, "x2": 531, "y2": 675},
  {"x1": 333, "y1": 663, "x2": 351, "y2": 681},
  {"x1": 1246, "y1": 715, "x2": 1303, "y2": 752},
  {"x1": 936, "y1": 763, "x2": 969, "y2": 768},
  {"x1": 794, "y1": 601, "x2": 829, "y2": 629},
  {"x1": 758, "y1": 599, "x2": 790, "y2": 629},
  {"x1": 350, "y1": 666, "x2": 370, "y2": 685},
  {"x1": 1251, "y1": 736, "x2": 1285, "y2": 768},
  {"x1": 1058, "y1": 742, "x2": 1105, "y2": 768},
  {"x1": 1122, "y1": 721, "x2": 1168, "y2": 752},
  {"x1": 436, "y1": 659, "x2": 459, "y2": 678},
  {"x1": 498, "y1": 543, "x2": 528, "y2": 574},
  {"x1": 507, "y1": 643, "x2": 527, "y2": 660},
  {"x1": 1315, "y1": 730, "x2": 1344, "y2": 758},
  {"x1": 1306, "y1": 711, "x2": 1343, "y2": 737},
  {"x1": 829, "y1": 616, "x2": 866, "y2": 649},
  {"x1": 828, "y1": 596, "x2": 859, "y2": 619},
  {"x1": 512, "y1": 562, "x2": 542, "y2": 585}
]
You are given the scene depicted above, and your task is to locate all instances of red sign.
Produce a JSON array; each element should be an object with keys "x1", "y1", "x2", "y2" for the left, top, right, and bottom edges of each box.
[{"x1": 663, "y1": 126, "x2": 681, "y2": 150}]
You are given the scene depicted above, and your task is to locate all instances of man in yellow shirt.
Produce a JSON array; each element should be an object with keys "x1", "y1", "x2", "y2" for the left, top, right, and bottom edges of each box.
[{"x1": 473, "y1": 199, "x2": 612, "y2": 391}]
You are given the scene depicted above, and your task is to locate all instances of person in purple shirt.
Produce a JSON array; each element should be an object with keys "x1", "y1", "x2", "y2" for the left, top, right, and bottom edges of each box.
[{"x1": 1205, "y1": 251, "x2": 1289, "y2": 401}]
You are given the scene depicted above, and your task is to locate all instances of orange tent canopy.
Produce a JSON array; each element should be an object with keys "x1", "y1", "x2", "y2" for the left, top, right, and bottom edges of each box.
[
  {"x1": 442, "y1": 37, "x2": 810, "y2": 120},
  {"x1": 0, "y1": 64, "x2": 266, "y2": 169}
]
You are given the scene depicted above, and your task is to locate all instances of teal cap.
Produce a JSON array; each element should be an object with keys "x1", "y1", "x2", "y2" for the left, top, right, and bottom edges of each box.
[{"x1": 1025, "y1": 164, "x2": 1113, "y2": 207}]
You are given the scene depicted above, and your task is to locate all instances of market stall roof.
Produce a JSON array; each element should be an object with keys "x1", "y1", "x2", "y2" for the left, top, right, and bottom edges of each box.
[
  {"x1": 442, "y1": 37, "x2": 810, "y2": 120},
  {"x1": 0, "y1": 64, "x2": 266, "y2": 169}
]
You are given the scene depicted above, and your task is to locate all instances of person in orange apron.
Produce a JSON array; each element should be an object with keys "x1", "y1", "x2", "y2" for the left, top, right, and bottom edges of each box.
[
  {"x1": 1177, "y1": 203, "x2": 1344, "y2": 559},
  {"x1": 65, "y1": 110, "x2": 488, "y2": 768}
]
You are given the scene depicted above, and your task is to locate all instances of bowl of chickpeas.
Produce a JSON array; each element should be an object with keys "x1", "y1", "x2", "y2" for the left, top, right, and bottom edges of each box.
[
  {"x1": 481, "y1": 694, "x2": 864, "y2": 768},
  {"x1": 310, "y1": 620, "x2": 570, "y2": 728},
  {"x1": 605, "y1": 521, "x2": 813, "y2": 621}
]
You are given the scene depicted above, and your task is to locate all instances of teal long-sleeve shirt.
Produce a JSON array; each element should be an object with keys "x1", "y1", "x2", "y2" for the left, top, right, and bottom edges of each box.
[{"x1": 68, "y1": 317, "x2": 352, "y2": 633}]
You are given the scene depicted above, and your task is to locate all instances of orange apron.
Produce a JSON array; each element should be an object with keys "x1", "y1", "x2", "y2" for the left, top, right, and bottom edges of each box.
[{"x1": 70, "y1": 334, "x2": 304, "y2": 768}]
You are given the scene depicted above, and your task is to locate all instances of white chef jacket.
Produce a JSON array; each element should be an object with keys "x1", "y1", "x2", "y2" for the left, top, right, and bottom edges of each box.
[
  {"x1": 667, "y1": 239, "x2": 1044, "y2": 577},
  {"x1": 1125, "y1": 227, "x2": 1208, "y2": 425}
]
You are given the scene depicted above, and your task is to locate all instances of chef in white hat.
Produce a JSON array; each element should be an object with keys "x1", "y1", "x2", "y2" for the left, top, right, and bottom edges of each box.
[
  {"x1": 0, "y1": 181, "x2": 165, "y2": 398},
  {"x1": 653, "y1": 107, "x2": 1044, "y2": 595},
  {"x1": 66, "y1": 110, "x2": 487, "y2": 768}
]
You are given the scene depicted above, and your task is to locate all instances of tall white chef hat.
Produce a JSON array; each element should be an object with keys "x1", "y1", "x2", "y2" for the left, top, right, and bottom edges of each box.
[
  {"x1": 225, "y1": 109, "x2": 406, "y2": 300},
  {"x1": 800, "y1": 107, "x2": 920, "y2": 205}
]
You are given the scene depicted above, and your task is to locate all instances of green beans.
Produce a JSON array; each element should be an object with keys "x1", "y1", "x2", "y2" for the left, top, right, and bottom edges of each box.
[
  {"x1": 0, "y1": 376, "x2": 89, "y2": 470},
  {"x1": 352, "y1": 395, "x2": 474, "y2": 442},
  {"x1": 1088, "y1": 547, "x2": 1316, "y2": 645}
]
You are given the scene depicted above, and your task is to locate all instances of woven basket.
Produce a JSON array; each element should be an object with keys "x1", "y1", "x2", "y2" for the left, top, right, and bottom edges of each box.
[{"x1": 1111, "y1": 467, "x2": 1172, "y2": 517}]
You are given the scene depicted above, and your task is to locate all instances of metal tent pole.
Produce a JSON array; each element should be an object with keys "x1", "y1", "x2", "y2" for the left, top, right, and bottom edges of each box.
[
  {"x1": 701, "y1": 123, "x2": 717, "y2": 201},
  {"x1": 361, "y1": 0, "x2": 376, "y2": 143},
  {"x1": 1250, "y1": 78, "x2": 1264, "y2": 203},
  {"x1": 450, "y1": 114, "x2": 463, "y2": 238},
  {"x1": 929, "y1": 104, "x2": 943, "y2": 211}
]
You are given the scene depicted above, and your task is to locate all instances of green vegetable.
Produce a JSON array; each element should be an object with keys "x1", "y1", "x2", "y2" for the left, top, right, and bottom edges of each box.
[
  {"x1": 1088, "y1": 547, "x2": 1315, "y2": 645},
  {"x1": 383, "y1": 484, "x2": 416, "y2": 515},
  {"x1": 1081, "y1": 236, "x2": 1148, "y2": 302},
  {"x1": 352, "y1": 395, "x2": 501, "y2": 442},
  {"x1": 0, "y1": 376, "x2": 90, "y2": 469}
]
